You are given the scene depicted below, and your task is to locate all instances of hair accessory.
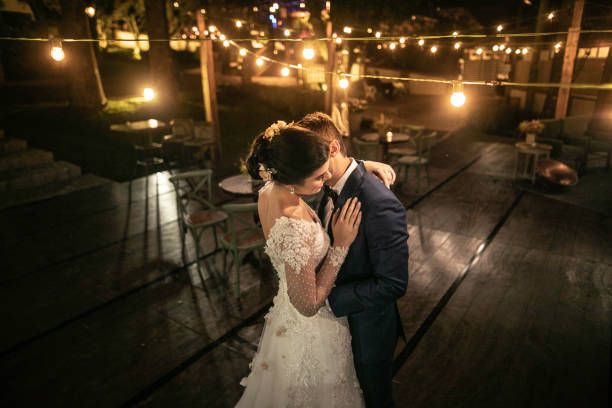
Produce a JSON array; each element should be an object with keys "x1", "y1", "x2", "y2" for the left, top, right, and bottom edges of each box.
[
  {"x1": 258, "y1": 163, "x2": 277, "y2": 182},
  {"x1": 263, "y1": 120, "x2": 294, "y2": 141}
]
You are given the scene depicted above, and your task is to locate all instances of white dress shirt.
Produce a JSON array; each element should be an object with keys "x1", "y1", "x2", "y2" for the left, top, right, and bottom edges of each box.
[{"x1": 323, "y1": 159, "x2": 358, "y2": 230}]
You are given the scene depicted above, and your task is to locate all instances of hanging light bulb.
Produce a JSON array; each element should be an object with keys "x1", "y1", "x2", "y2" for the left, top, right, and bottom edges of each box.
[
  {"x1": 223, "y1": 40, "x2": 230, "y2": 47},
  {"x1": 302, "y1": 48, "x2": 315, "y2": 60},
  {"x1": 505, "y1": 47, "x2": 512, "y2": 54},
  {"x1": 452, "y1": 31, "x2": 459, "y2": 36},
  {"x1": 300, "y1": 2, "x2": 306, "y2": 8},
  {"x1": 450, "y1": 81, "x2": 465, "y2": 108},
  {"x1": 273, "y1": 3, "x2": 279, "y2": 10},
  {"x1": 500, "y1": 44, "x2": 506, "y2": 50},
  {"x1": 209, "y1": 25, "x2": 216, "y2": 33},
  {"x1": 338, "y1": 77, "x2": 349, "y2": 89},
  {"x1": 367, "y1": 28, "x2": 373, "y2": 34},
  {"x1": 173, "y1": 1, "x2": 179, "y2": 8},
  {"x1": 336, "y1": 37, "x2": 342, "y2": 44},
  {"x1": 377, "y1": 44, "x2": 382, "y2": 50},
  {"x1": 547, "y1": 12, "x2": 555, "y2": 20},
  {"x1": 219, "y1": 34, "x2": 226, "y2": 41},
  {"x1": 497, "y1": 24, "x2": 503, "y2": 32},
  {"x1": 454, "y1": 42, "x2": 461, "y2": 50},
  {"x1": 418, "y1": 39, "x2": 424, "y2": 46},
  {"x1": 143, "y1": 87, "x2": 155, "y2": 101},
  {"x1": 515, "y1": 48, "x2": 521, "y2": 54},
  {"x1": 50, "y1": 40, "x2": 65, "y2": 62},
  {"x1": 343, "y1": 26, "x2": 352, "y2": 34},
  {"x1": 84, "y1": 6, "x2": 96, "y2": 18},
  {"x1": 239, "y1": 48, "x2": 247, "y2": 56},
  {"x1": 493, "y1": 45, "x2": 499, "y2": 51},
  {"x1": 399, "y1": 37, "x2": 406, "y2": 44},
  {"x1": 389, "y1": 42, "x2": 396, "y2": 50},
  {"x1": 235, "y1": 20, "x2": 243, "y2": 28},
  {"x1": 476, "y1": 48, "x2": 483, "y2": 55},
  {"x1": 256, "y1": 58, "x2": 264, "y2": 66},
  {"x1": 522, "y1": 48, "x2": 528, "y2": 54},
  {"x1": 375, "y1": 31, "x2": 381, "y2": 38},
  {"x1": 281, "y1": 67, "x2": 290, "y2": 76},
  {"x1": 284, "y1": 29, "x2": 290, "y2": 37},
  {"x1": 430, "y1": 46, "x2": 437, "y2": 54}
]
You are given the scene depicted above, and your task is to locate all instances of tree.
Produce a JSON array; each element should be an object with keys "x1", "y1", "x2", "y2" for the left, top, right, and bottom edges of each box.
[
  {"x1": 143, "y1": 0, "x2": 179, "y2": 109},
  {"x1": 58, "y1": 0, "x2": 107, "y2": 109}
]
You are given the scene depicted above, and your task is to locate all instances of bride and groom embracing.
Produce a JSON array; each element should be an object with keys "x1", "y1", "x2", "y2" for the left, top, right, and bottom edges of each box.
[{"x1": 235, "y1": 112, "x2": 409, "y2": 408}]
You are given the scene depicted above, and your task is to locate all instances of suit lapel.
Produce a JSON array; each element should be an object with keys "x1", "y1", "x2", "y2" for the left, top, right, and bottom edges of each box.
[{"x1": 335, "y1": 161, "x2": 366, "y2": 211}]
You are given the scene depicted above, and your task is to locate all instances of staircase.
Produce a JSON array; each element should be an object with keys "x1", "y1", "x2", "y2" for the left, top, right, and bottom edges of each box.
[{"x1": 0, "y1": 129, "x2": 109, "y2": 210}]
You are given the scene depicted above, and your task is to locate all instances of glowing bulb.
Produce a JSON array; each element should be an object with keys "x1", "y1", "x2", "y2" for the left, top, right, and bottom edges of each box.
[
  {"x1": 223, "y1": 40, "x2": 230, "y2": 47},
  {"x1": 219, "y1": 34, "x2": 226, "y2": 41},
  {"x1": 50, "y1": 46, "x2": 64, "y2": 61},
  {"x1": 256, "y1": 58, "x2": 264, "y2": 66},
  {"x1": 284, "y1": 29, "x2": 290, "y2": 37},
  {"x1": 454, "y1": 42, "x2": 461, "y2": 50},
  {"x1": 450, "y1": 81, "x2": 465, "y2": 107},
  {"x1": 377, "y1": 44, "x2": 382, "y2": 50},
  {"x1": 389, "y1": 43, "x2": 396, "y2": 50},
  {"x1": 300, "y1": 2, "x2": 306, "y2": 8},
  {"x1": 338, "y1": 78, "x2": 349, "y2": 89},
  {"x1": 343, "y1": 26, "x2": 352, "y2": 34},
  {"x1": 418, "y1": 39, "x2": 424, "y2": 46},
  {"x1": 522, "y1": 48, "x2": 528, "y2": 54},
  {"x1": 554, "y1": 42, "x2": 562, "y2": 49},
  {"x1": 367, "y1": 28, "x2": 373, "y2": 34},
  {"x1": 235, "y1": 20, "x2": 242, "y2": 28},
  {"x1": 148, "y1": 119, "x2": 159, "y2": 128},
  {"x1": 505, "y1": 47, "x2": 512, "y2": 54},
  {"x1": 209, "y1": 25, "x2": 216, "y2": 33},
  {"x1": 84, "y1": 6, "x2": 95, "y2": 17},
  {"x1": 375, "y1": 31, "x2": 381, "y2": 38},
  {"x1": 200, "y1": 8, "x2": 206, "y2": 14},
  {"x1": 499, "y1": 44, "x2": 505, "y2": 50},
  {"x1": 336, "y1": 37, "x2": 342, "y2": 44},
  {"x1": 239, "y1": 48, "x2": 247, "y2": 56},
  {"x1": 332, "y1": 33, "x2": 337, "y2": 38},
  {"x1": 274, "y1": 2, "x2": 279, "y2": 9},
  {"x1": 497, "y1": 24, "x2": 503, "y2": 32},
  {"x1": 515, "y1": 48, "x2": 521, "y2": 54},
  {"x1": 302, "y1": 48, "x2": 315, "y2": 60},
  {"x1": 252, "y1": 6, "x2": 258, "y2": 12},
  {"x1": 386, "y1": 131, "x2": 393, "y2": 142},
  {"x1": 430, "y1": 46, "x2": 437, "y2": 54},
  {"x1": 493, "y1": 45, "x2": 499, "y2": 51},
  {"x1": 269, "y1": 6, "x2": 275, "y2": 12},
  {"x1": 547, "y1": 12, "x2": 554, "y2": 20},
  {"x1": 399, "y1": 37, "x2": 406, "y2": 44},
  {"x1": 452, "y1": 31, "x2": 458, "y2": 36},
  {"x1": 281, "y1": 67, "x2": 290, "y2": 77},
  {"x1": 143, "y1": 88, "x2": 154, "y2": 101},
  {"x1": 476, "y1": 48, "x2": 483, "y2": 55},
  {"x1": 173, "y1": 1, "x2": 179, "y2": 8}
]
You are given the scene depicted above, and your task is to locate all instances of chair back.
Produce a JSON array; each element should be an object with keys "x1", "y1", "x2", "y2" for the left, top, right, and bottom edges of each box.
[
  {"x1": 171, "y1": 118, "x2": 194, "y2": 139},
  {"x1": 399, "y1": 124, "x2": 425, "y2": 138},
  {"x1": 414, "y1": 131, "x2": 437, "y2": 161},
  {"x1": 351, "y1": 137, "x2": 380, "y2": 161},
  {"x1": 168, "y1": 169, "x2": 215, "y2": 223},
  {"x1": 221, "y1": 202, "x2": 262, "y2": 248}
]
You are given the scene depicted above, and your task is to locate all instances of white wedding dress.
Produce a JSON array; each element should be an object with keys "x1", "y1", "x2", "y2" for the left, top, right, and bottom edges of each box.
[{"x1": 235, "y1": 214, "x2": 365, "y2": 407}]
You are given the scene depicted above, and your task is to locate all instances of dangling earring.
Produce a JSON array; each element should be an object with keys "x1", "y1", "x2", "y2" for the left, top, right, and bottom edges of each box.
[{"x1": 288, "y1": 186, "x2": 295, "y2": 194}]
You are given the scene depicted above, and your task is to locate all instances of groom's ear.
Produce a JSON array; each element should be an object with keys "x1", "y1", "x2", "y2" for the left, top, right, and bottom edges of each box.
[{"x1": 329, "y1": 140, "x2": 340, "y2": 157}]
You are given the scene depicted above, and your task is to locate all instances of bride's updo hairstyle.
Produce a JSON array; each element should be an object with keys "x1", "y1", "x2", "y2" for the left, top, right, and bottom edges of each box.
[{"x1": 246, "y1": 123, "x2": 330, "y2": 185}]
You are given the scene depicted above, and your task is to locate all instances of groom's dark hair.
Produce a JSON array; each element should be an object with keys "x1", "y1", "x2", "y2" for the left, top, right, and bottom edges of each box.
[{"x1": 296, "y1": 112, "x2": 347, "y2": 156}]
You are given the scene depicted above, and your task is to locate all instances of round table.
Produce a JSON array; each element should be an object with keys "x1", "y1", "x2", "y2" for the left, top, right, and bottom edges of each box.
[
  {"x1": 219, "y1": 174, "x2": 262, "y2": 196},
  {"x1": 111, "y1": 119, "x2": 170, "y2": 173},
  {"x1": 360, "y1": 132, "x2": 412, "y2": 161},
  {"x1": 513, "y1": 142, "x2": 552, "y2": 184}
]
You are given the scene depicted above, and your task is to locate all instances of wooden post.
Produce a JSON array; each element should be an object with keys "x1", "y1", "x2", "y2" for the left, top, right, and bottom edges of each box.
[
  {"x1": 555, "y1": 0, "x2": 584, "y2": 119},
  {"x1": 324, "y1": 3, "x2": 336, "y2": 114},
  {"x1": 197, "y1": 12, "x2": 221, "y2": 159},
  {"x1": 589, "y1": 45, "x2": 612, "y2": 130},
  {"x1": 525, "y1": 0, "x2": 549, "y2": 113}
]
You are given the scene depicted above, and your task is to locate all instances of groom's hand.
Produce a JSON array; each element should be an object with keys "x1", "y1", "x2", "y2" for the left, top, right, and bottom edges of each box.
[{"x1": 363, "y1": 160, "x2": 396, "y2": 188}]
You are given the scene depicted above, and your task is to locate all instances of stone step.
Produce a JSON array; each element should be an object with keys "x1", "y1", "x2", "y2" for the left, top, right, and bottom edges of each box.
[
  {"x1": 0, "y1": 149, "x2": 54, "y2": 172},
  {"x1": 0, "y1": 138, "x2": 27, "y2": 154},
  {"x1": 0, "y1": 161, "x2": 81, "y2": 192}
]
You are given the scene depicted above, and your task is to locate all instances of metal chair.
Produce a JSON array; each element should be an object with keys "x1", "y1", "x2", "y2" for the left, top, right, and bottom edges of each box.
[
  {"x1": 220, "y1": 202, "x2": 266, "y2": 297},
  {"x1": 168, "y1": 169, "x2": 228, "y2": 278},
  {"x1": 396, "y1": 131, "x2": 437, "y2": 193},
  {"x1": 388, "y1": 125, "x2": 425, "y2": 160},
  {"x1": 351, "y1": 137, "x2": 381, "y2": 161}
]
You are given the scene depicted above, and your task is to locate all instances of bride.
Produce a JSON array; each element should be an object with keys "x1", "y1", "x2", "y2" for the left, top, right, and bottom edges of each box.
[{"x1": 236, "y1": 121, "x2": 392, "y2": 407}]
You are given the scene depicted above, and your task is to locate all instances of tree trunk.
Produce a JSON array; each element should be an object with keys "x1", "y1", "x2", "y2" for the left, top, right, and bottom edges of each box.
[
  {"x1": 143, "y1": 0, "x2": 179, "y2": 110},
  {"x1": 59, "y1": 0, "x2": 107, "y2": 109}
]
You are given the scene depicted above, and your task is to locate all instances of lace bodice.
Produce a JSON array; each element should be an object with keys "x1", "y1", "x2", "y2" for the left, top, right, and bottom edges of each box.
[{"x1": 265, "y1": 216, "x2": 348, "y2": 317}]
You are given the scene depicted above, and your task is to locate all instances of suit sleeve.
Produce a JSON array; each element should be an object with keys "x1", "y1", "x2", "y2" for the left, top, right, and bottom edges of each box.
[{"x1": 327, "y1": 197, "x2": 409, "y2": 316}]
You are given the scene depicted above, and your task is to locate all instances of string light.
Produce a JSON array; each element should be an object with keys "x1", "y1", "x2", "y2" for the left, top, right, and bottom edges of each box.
[
  {"x1": 492, "y1": 45, "x2": 499, "y2": 51},
  {"x1": 367, "y1": 28, "x2": 373, "y2": 34},
  {"x1": 256, "y1": 58, "x2": 264, "y2": 66},
  {"x1": 281, "y1": 67, "x2": 290, "y2": 76},
  {"x1": 418, "y1": 39, "x2": 424, "y2": 46},
  {"x1": 50, "y1": 40, "x2": 64, "y2": 61},
  {"x1": 343, "y1": 27, "x2": 352, "y2": 34},
  {"x1": 173, "y1": 1, "x2": 179, "y2": 8},
  {"x1": 430, "y1": 45, "x2": 437, "y2": 54},
  {"x1": 377, "y1": 44, "x2": 382, "y2": 50},
  {"x1": 476, "y1": 47, "x2": 483, "y2": 55},
  {"x1": 497, "y1": 24, "x2": 503, "y2": 32},
  {"x1": 452, "y1": 31, "x2": 459, "y2": 36},
  {"x1": 547, "y1": 12, "x2": 555, "y2": 20},
  {"x1": 338, "y1": 78, "x2": 349, "y2": 89},
  {"x1": 389, "y1": 42, "x2": 396, "y2": 50},
  {"x1": 302, "y1": 48, "x2": 315, "y2": 59},
  {"x1": 219, "y1": 34, "x2": 226, "y2": 41},
  {"x1": 235, "y1": 21, "x2": 242, "y2": 28},
  {"x1": 399, "y1": 37, "x2": 406, "y2": 44},
  {"x1": 143, "y1": 88, "x2": 154, "y2": 101},
  {"x1": 336, "y1": 37, "x2": 342, "y2": 44},
  {"x1": 273, "y1": 3, "x2": 279, "y2": 10},
  {"x1": 375, "y1": 31, "x2": 381, "y2": 38},
  {"x1": 515, "y1": 48, "x2": 521, "y2": 54},
  {"x1": 84, "y1": 6, "x2": 95, "y2": 18},
  {"x1": 223, "y1": 40, "x2": 230, "y2": 47},
  {"x1": 300, "y1": 2, "x2": 306, "y2": 8},
  {"x1": 200, "y1": 8, "x2": 206, "y2": 14},
  {"x1": 209, "y1": 25, "x2": 216, "y2": 32},
  {"x1": 284, "y1": 29, "x2": 290, "y2": 37},
  {"x1": 239, "y1": 48, "x2": 247, "y2": 56},
  {"x1": 252, "y1": 6, "x2": 258, "y2": 12},
  {"x1": 454, "y1": 42, "x2": 461, "y2": 50},
  {"x1": 505, "y1": 47, "x2": 512, "y2": 54},
  {"x1": 522, "y1": 48, "x2": 528, "y2": 54},
  {"x1": 450, "y1": 81, "x2": 465, "y2": 107},
  {"x1": 500, "y1": 44, "x2": 506, "y2": 50}
]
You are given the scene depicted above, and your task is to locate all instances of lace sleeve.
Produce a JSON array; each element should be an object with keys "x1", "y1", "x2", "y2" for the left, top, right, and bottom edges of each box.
[{"x1": 278, "y1": 219, "x2": 349, "y2": 317}]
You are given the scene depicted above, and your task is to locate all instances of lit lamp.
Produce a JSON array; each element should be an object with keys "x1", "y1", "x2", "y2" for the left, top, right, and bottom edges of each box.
[
  {"x1": 493, "y1": 45, "x2": 499, "y2": 51},
  {"x1": 239, "y1": 48, "x2": 247, "y2": 56},
  {"x1": 497, "y1": 24, "x2": 503, "y2": 32},
  {"x1": 335, "y1": 37, "x2": 342, "y2": 44},
  {"x1": 386, "y1": 131, "x2": 393, "y2": 143},
  {"x1": 454, "y1": 42, "x2": 461, "y2": 50},
  {"x1": 84, "y1": 6, "x2": 96, "y2": 18},
  {"x1": 148, "y1": 119, "x2": 159, "y2": 128},
  {"x1": 389, "y1": 43, "x2": 396, "y2": 50},
  {"x1": 547, "y1": 12, "x2": 555, "y2": 20},
  {"x1": 284, "y1": 29, "x2": 290, "y2": 37},
  {"x1": 450, "y1": 81, "x2": 465, "y2": 108},
  {"x1": 50, "y1": 40, "x2": 65, "y2": 62},
  {"x1": 235, "y1": 20, "x2": 243, "y2": 28},
  {"x1": 430, "y1": 46, "x2": 437, "y2": 54},
  {"x1": 343, "y1": 26, "x2": 352, "y2": 34},
  {"x1": 375, "y1": 31, "x2": 381, "y2": 38},
  {"x1": 223, "y1": 40, "x2": 230, "y2": 47},
  {"x1": 281, "y1": 67, "x2": 290, "y2": 77},
  {"x1": 302, "y1": 48, "x2": 315, "y2": 60},
  {"x1": 476, "y1": 48, "x2": 483, "y2": 55},
  {"x1": 418, "y1": 39, "x2": 424, "y2": 46},
  {"x1": 143, "y1": 88, "x2": 155, "y2": 101},
  {"x1": 256, "y1": 58, "x2": 264, "y2": 67},
  {"x1": 338, "y1": 78, "x2": 349, "y2": 89}
]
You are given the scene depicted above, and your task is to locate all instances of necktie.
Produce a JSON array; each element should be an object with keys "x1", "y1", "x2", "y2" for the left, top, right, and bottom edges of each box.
[{"x1": 323, "y1": 185, "x2": 338, "y2": 206}]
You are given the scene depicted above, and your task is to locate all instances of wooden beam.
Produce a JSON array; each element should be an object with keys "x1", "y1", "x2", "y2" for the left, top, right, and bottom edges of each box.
[
  {"x1": 197, "y1": 12, "x2": 221, "y2": 159},
  {"x1": 324, "y1": 4, "x2": 336, "y2": 114},
  {"x1": 525, "y1": 0, "x2": 549, "y2": 113},
  {"x1": 555, "y1": 0, "x2": 585, "y2": 119}
]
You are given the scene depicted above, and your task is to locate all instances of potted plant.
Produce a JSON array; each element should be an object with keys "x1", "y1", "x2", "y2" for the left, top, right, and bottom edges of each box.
[
  {"x1": 347, "y1": 98, "x2": 368, "y2": 132},
  {"x1": 519, "y1": 119, "x2": 544, "y2": 145}
]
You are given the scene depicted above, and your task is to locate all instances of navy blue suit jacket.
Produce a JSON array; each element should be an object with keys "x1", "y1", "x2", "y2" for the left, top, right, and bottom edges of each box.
[{"x1": 325, "y1": 161, "x2": 409, "y2": 364}]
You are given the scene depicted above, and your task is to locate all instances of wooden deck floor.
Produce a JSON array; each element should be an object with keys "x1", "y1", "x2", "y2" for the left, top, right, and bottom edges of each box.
[{"x1": 1, "y1": 133, "x2": 610, "y2": 407}]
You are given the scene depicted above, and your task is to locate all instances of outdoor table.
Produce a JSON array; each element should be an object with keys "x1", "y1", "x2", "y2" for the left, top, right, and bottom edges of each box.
[
  {"x1": 110, "y1": 119, "x2": 170, "y2": 173},
  {"x1": 219, "y1": 174, "x2": 261, "y2": 197},
  {"x1": 360, "y1": 132, "x2": 412, "y2": 161},
  {"x1": 513, "y1": 142, "x2": 552, "y2": 184}
]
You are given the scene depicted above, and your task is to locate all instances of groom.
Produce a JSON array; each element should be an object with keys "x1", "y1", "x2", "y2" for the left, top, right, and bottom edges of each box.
[{"x1": 297, "y1": 113, "x2": 409, "y2": 408}]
